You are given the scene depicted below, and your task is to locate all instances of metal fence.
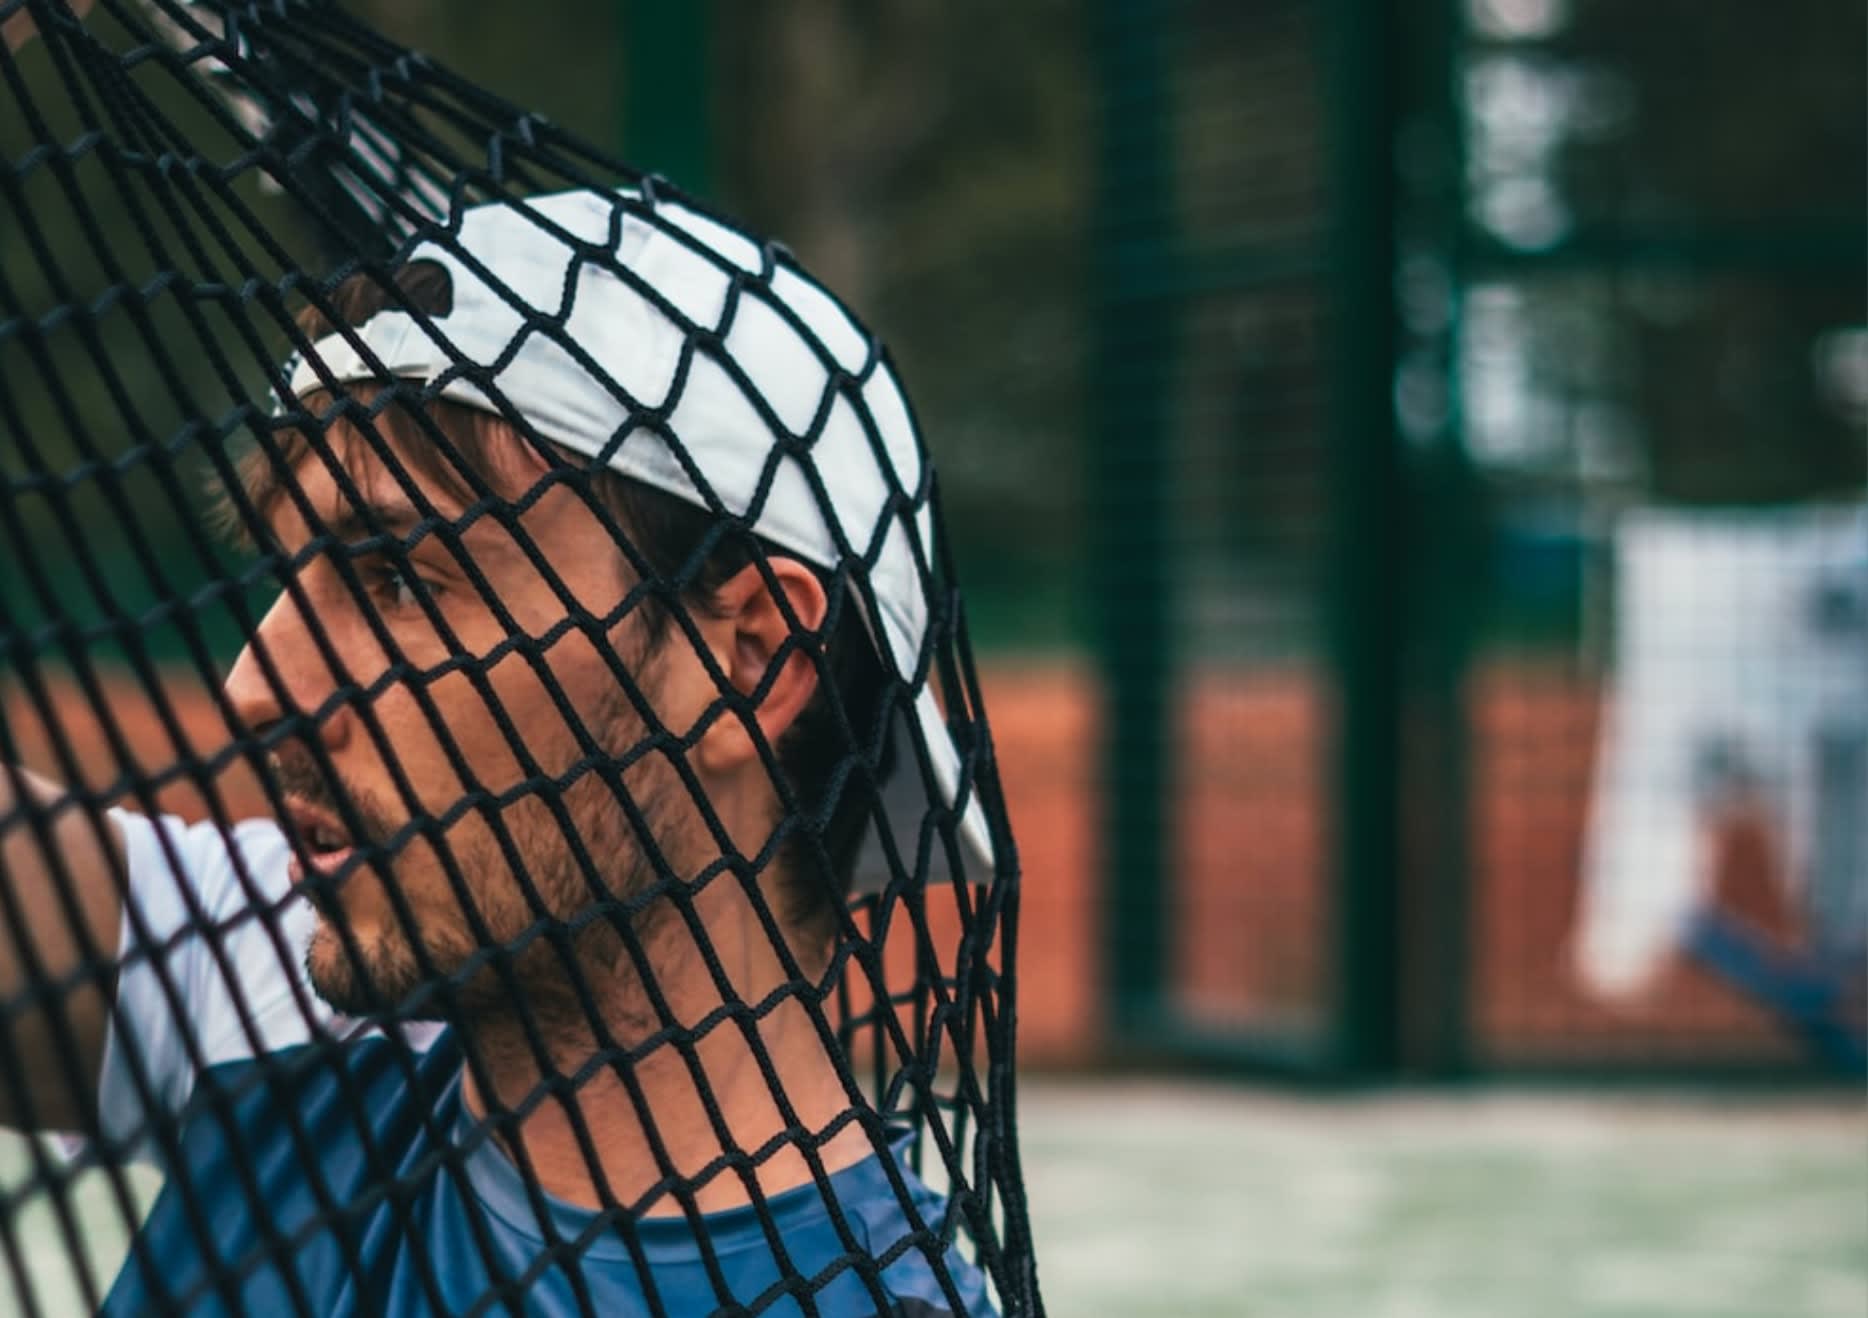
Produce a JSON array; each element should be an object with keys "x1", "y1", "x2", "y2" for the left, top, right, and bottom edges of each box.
[{"x1": 1084, "y1": 0, "x2": 1866, "y2": 1079}]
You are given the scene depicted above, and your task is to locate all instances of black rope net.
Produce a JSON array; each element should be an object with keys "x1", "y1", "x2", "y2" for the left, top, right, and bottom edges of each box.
[{"x1": 0, "y1": 2, "x2": 1036, "y2": 1313}]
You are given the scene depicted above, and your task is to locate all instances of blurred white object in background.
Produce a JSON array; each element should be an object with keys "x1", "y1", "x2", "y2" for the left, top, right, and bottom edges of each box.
[{"x1": 1576, "y1": 500, "x2": 1868, "y2": 999}]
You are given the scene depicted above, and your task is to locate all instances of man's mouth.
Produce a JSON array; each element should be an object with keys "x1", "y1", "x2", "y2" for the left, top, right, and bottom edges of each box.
[{"x1": 283, "y1": 796, "x2": 359, "y2": 884}]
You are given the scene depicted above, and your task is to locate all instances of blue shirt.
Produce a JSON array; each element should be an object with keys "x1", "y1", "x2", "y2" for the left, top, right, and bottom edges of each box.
[
  {"x1": 104, "y1": 1029, "x2": 991, "y2": 1316},
  {"x1": 100, "y1": 812, "x2": 995, "y2": 1316}
]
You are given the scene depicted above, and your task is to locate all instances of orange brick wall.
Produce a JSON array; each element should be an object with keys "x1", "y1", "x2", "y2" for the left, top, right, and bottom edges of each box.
[{"x1": 3, "y1": 659, "x2": 1812, "y2": 1068}]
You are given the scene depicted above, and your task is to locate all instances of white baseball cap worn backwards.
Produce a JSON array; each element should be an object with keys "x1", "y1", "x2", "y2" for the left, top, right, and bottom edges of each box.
[{"x1": 283, "y1": 188, "x2": 992, "y2": 888}]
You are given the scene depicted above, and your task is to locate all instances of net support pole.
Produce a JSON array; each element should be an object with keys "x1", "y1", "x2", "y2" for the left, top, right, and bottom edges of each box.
[
  {"x1": 1322, "y1": 0, "x2": 1405, "y2": 1077},
  {"x1": 1089, "y1": 0, "x2": 1178, "y2": 1044},
  {"x1": 619, "y1": 0, "x2": 714, "y2": 197}
]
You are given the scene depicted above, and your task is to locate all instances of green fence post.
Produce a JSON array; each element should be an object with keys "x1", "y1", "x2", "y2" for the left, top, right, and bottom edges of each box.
[
  {"x1": 1323, "y1": 0, "x2": 1404, "y2": 1077},
  {"x1": 1089, "y1": 0, "x2": 1177, "y2": 1045},
  {"x1": 1404, "y1": 0, "x2": 1478, "y2": 1081},
  {"x1": 620, "y1": 1, "x2": 714, "y2": 197}
]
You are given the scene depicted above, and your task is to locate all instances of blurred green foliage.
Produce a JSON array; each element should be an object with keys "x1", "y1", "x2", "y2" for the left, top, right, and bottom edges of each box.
[
  {"x1": 1, "y1": 0, "x2": 1863, "y2": 664},
  {"x1": 711, "y1": 1, "x2": 1090, "y2": 650},
  {"x1": 364, "y1": 0, "x2": 1094, "y2": 649}
]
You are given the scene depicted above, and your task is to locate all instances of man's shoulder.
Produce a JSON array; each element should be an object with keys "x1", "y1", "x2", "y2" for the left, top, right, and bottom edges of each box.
[
  {"x1": 179, "y1": 1021, "x2": 460, "y2": 1172},
  {"x1": 815, "y1": 1144, "x2": 1000, "y2": 1318},
  {"x1": 201, "y1": 1017, "x2": 454, "y2": 1099},
  {"x1": 105, "y1": 1025, "x2": 465, "y2": 1314}
]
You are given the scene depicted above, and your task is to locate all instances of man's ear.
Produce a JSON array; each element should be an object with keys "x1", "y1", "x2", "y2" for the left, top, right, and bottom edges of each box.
[{"x1": 691, "y1": 557, "x2": 828, "y2": 775}]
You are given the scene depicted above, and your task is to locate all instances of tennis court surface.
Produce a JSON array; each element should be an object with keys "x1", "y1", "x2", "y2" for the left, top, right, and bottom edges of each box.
[
  {"x1": 1017, "y1": 1082, "x2": 1866, "y2": 1318},
  {"x1": 1027, "y1": 1083, "x2": 1864, "y2": 1318}
]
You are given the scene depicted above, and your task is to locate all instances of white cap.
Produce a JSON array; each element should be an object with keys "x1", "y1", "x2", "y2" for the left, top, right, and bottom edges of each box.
[{"x1": 284, "y1": 188, "x2": 993, "y2": 889}]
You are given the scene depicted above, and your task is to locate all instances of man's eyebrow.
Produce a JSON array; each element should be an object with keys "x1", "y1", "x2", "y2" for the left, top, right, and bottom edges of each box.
[{"x1": 301, "y1": 499, "x2": 442, "y2": 551}]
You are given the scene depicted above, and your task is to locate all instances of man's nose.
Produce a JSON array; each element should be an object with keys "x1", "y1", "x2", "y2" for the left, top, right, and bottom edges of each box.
[{"x1": 223, "y1": 584, "x2": 349, "y2": 751}]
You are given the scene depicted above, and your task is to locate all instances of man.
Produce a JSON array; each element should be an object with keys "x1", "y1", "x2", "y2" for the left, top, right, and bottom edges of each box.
[{"x1": 1, "y1": 188, "x2": 1000, "y2": 1315}]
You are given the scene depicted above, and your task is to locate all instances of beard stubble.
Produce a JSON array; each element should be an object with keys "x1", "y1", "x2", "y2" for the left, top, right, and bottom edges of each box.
[{"x1": 288, "y1": 685, "x2": 683, "y2": 1041}]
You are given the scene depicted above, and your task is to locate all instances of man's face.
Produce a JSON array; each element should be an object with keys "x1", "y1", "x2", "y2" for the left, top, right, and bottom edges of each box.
[{"x1": 223, "y1": 414, "x2": 700, "y2": 1022}]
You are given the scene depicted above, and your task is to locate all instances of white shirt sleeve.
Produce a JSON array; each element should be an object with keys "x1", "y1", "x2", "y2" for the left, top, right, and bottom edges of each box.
[{"x1": 98, "y1": 808, "x2": 334, "y2": 1159}]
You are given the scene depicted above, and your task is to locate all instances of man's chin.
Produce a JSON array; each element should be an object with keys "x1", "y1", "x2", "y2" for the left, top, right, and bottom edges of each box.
[
  {"x1": 306, "y1": 918, "x2": 534, "y2": 1024},
  {"x1": 305, "y1": 922, "x2": 439, "y2": 1020}
]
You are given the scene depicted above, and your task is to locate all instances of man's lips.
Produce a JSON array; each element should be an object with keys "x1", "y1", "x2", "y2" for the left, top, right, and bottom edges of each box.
[{"x1": 282, "y1": 796, "x2": 358, "y2": 882}]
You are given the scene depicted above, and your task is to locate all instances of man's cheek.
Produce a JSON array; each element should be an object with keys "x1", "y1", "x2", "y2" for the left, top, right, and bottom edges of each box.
[
  {"x1": 342, "y1": 836, "x2": 474, "y2": 961},
  {"x1": 371, "y1": 674, "x2": 501, "y2": 793},
  {"x1": 426, "y1": 811, "x2": 542, "y2": 932},
  {"x1": 485, "y1": 677, "x2": 606, "y2": 790}
]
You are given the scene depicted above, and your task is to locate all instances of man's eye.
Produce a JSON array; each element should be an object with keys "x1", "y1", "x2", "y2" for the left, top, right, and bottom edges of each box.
[{"x1": 362, "y1": 559, "x2": 429, "y2": 612}]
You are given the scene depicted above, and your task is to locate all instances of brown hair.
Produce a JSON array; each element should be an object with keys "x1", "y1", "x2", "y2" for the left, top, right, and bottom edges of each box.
[{"x1": 226, "y1": 262, "x2": 893, "y2": 942}]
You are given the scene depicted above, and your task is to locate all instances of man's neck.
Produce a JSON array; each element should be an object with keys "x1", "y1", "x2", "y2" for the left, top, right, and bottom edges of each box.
[{"x1": 456, "y1": 902, "x2": 875, "y2": 1217}]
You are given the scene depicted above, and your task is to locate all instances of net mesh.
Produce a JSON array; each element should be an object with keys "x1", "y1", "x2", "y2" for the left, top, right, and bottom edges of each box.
[{"x1": 0, "y1": 1, "x2": 1036, "y2": 1313}]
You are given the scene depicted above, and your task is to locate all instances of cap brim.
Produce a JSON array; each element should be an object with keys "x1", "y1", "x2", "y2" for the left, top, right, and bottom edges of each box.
[{"x1": 851, "y1": 685, "x2": 996, "y2": 892}]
